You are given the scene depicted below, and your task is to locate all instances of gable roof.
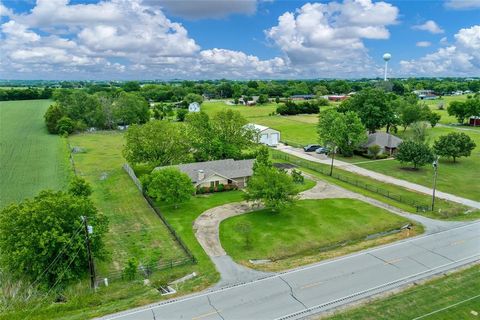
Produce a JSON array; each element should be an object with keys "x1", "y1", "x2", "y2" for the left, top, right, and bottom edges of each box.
[
  {"x1": 363, "y1": 132, "x2": 403, "y2": 149},
  {"x1": 155, "y1": 159, "x2": 254, "y2": 184},
  {"x1": 245, "y1": 123, "x2": 279, "y2": 133}
]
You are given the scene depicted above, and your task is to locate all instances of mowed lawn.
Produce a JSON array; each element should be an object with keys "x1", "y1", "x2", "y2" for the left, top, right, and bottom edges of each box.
[
  {"x1": 0, "y1": 99, "x2": 70, "y2": 208},
  {"x1": 202, "y1": 100, "x2": 319, "y2": 146},
  {"x1": 68, "y1": 132, "x2": 188, "y2": 275},
  {"x1": 327, "y1": 264, "x2": 480, "y2": 320},
  {"x1": 220, "y1": 199, "x2": 412, "y2": 263},
  {"x1": 358, "y1": 126, "x2": 480, "y2": 201}
]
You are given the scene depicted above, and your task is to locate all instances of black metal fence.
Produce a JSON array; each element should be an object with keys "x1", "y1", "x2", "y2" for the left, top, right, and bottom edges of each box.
[{"x1": 271, "y1": 150, "x2": 430, "y2": 212}]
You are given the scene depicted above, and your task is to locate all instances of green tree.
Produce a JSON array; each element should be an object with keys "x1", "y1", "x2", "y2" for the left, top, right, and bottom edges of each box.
[
  {"x1": 244, "y1": 165, "x2": 298, "y2": 212},
  {"x1": 447, "y1": 101, "x2": 469, "y2": 124},
  {"x1": 56, "y1": 116, "x2": 75, "y2": 135},
  {"x1": 253, "y1": 146, "x2": 272, "y2": 171},
  {"x1": 395, "y1": 140, "x2": 435, "y2": 169},
  {"x1": 433, "y1": 132, "x2": 476, "y2": 163},
  {"x1": 68, "y1": 176, "x2": 93, "y2": 197},
  {"x1": 122, "y1": 258, "x2": 138, "y2": 280},
  {"x1": 122, "y1": 81, "x2": 141, "y2": 92},
  {"x1": 184, "y1": 93, "x2": 203, "y2": 105},
  {"x1": 0, "y1": 191, "x2": 108, "y2": 287},
  {"x1": 291, "y1": 169, "x2": 305, "y2": 184},
  {"x1": 410, "y1": 121, "x2": 429, "y2": 143},
  {"x1": 145, "y1": 168, "x2": 195, "y2": 207},
  {"x1": 257, "y1": 94, "x2": 269, "y2": 104},
  {"x1": 176, "y1": 108, "x2": 188, "y2": 122},
  {"x1": 398, "y1": 102, "x2": 422, "y2": 131},
  {"x1": 44, "y1": 103, "x2": 65, "y2": 134},
  {"x1": 114, "y1": 92, "x2": 150, "y2": 125},
  {"x1": 427, "y1": 112, "x2": 441, "y2": 128},
  {"x1": 318, "y1": 109, "x2": 367, "y2": 157},
  {"x1": 339, "y1": 88, "x2": 396, "y2": 133},
  {"x1": 123, "y1": 121, "x2": 191, "y2": 167}
]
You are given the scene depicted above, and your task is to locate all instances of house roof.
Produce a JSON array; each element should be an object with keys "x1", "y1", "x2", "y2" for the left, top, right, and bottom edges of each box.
[
  {"x1": 155, "y1": 159, "x2": 254, "y2": 184},
  {"x1": 363, "y1": 132, "x2": 403, "y2": 149}
]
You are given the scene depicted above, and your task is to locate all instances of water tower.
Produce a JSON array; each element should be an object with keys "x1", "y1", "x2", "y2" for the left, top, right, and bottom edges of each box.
[{"x1": 383, "y1": 53, "x2": 391, "y2": 81}]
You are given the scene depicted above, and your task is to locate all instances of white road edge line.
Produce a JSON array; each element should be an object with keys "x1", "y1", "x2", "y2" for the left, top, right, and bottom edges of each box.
[{"x1": 103, "y1": 221, "x2": 480, "y2": 320}]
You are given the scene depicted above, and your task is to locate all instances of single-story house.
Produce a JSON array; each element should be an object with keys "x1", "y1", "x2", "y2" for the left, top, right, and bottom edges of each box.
[
  {"x1": 470, "y1": 116, "x2": 480, "y2": 126},
  {"x1": 361, "y1": 132, "x2": 403, "y2": 155},
  {"x1": 246, "y1": 123, "x2": 281, "y2": 146},
  {"x1": 188, "y1": 102, "x2": 201, "y2": 112},
  {"x1": 413, "y1": 90, "x2": 438, "y2": 100},
  {"x1": 155, "y1": 159, "x2": 254, "y2": 189}
]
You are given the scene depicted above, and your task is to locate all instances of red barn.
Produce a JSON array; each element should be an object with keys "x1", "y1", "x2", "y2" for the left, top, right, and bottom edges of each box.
[{"x1": 470, "y1": 116, "x2": 480, "y2": 126}]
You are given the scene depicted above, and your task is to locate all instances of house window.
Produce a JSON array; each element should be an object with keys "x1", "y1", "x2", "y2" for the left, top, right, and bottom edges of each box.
[
  {"x1": 215, "y1": 181, "x2": 220, "y2": 187},
  {"x1": 210, "y1": 181, "x2": 215, "y2": 188},
  {"x1": 227, "y1": 179, "x2": 233, "y2": 185}
]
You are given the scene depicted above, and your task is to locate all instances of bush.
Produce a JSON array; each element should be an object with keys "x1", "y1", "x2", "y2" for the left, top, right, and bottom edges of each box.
[
  {"x1": 367, "y1": 144, "x2": 381, "y2": 159},
  {"x1": 122, "y1": 258, "x2": 138, "y2": 281},
  {"x1": 291, "y1": 169, "x2": 305, "y2": 184},
  {"x1": 276, "y1": 100, "x2": 320, "y2": 115},
  {"x1": 56, "y1": 116, "x2": 75, "y2": 135},
  {"x1": 217, "y1": 183, "x2": 225, "y2": 192}
]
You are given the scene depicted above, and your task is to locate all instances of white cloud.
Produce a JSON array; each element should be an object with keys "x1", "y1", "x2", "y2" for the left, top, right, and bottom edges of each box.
[
  {"x1": 265, "y1": 0, "x2": 398, "y2": 76},
  {"x1": 400, "y1": 25, "x2": 480, "y2": 76},
  {"x1": 444, "y1": 0, "x2": 480, "y2": 9},
  {"x1": 412, "y1": 20, "x2": 444, "y2": 34},
  {"x1": 145, "y1": 0, "x2": 258, "y2": 20},
  {"x1": 416, "y1": 41, "x2": 432, "y2": 47}
]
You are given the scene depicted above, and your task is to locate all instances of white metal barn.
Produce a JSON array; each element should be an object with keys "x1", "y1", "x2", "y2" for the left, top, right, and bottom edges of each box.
[
  {"x1": 188, "y1": 102, "x2": 201, "y2": 112},
  {"x1": 248, "y1": 123, "x2": 280, "y2": 147}
]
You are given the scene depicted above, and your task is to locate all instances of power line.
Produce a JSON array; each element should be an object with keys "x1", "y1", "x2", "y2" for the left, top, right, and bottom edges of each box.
[{"x1": 24, "y1": 246, "x2": 83, "y2": 320}]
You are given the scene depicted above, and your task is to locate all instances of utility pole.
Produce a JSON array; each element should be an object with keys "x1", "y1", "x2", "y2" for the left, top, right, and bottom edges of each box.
[
  {"x1": 329, "y1": 146, "x2": 337, "y2": 176},
  {"x1": 431, "y1": 157, "x2": 439, "y2": 211},
  {"x1": 82, "y1": 216, "x2": 96, "y2": 290}
]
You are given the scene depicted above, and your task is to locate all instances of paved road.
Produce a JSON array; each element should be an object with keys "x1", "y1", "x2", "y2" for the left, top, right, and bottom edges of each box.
[
  {"x1": 100, "y1": 221, "x2": 480, "y2": 320},
  {"x1": 276, "y1": 144, "x2": 480, "y2": 209}
]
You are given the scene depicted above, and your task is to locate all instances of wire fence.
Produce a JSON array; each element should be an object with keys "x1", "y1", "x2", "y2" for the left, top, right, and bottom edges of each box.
[
  {"x1": 271, "y1": 150, "x2": 431, "y2": 212},
  {"x1": 122, "y1": 163, "x2": 197, "y2": 264}
]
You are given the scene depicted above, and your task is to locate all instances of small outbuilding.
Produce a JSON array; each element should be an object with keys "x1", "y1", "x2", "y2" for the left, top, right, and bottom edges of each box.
[
  {"x1": 362, "y1": 132, "x2": 403, "y2": 155},
  {"x1": 469, "y1": 116, "x2": 480, "y2": 126},
  {"x1": 188, "y1": 102, "x2": 201, "y2": 112},
  {"x1": 247, "y1": 123, "x2": 281, "y2": 147}
]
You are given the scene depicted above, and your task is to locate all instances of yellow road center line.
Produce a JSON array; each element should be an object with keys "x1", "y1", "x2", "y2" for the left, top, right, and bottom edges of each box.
[
  {"x1": 385, "y1": 258, "x2": 402, "y2": 265},
  {"x1": 451, "y1": 240, "x2": 465, "y2": 246},
  {"x1": 192, "y1": 310, "x2": 221, "y2": 320},
  {"x1": 301, "y1": 281, "x2": 323, "y2": 289}
]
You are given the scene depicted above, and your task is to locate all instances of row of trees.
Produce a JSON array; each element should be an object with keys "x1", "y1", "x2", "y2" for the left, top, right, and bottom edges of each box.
[
  {"x1": 338, "y1": 88, "x2": 441, "y2": 134},
  {"x1": 123, "y1": 110, "x2": 255, "y2": 168},
  {"x1": 0, "y1": 87, "x2": 53, "y2": 101},
  {"x1": 44, "y1": 90, "x2": 150, "y2": 134},
  {"x1": 395, "y1": 132, "x2": 476, "y2": 169},
  {"x1": 276, "y1": 99, "x2": 327, "y2": 115}
]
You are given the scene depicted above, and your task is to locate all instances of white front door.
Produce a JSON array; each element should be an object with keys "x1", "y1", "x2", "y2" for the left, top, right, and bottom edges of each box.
[{"x1": 270, "y1": 133, "x2": 279, "y2": 145}]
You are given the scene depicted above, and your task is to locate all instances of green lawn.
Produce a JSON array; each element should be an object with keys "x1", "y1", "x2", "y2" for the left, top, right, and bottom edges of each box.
[
  {"x1": 0, "y1": 100, "x2": 71, "y2": 208},
  {"x1": 424, "y1": 94, "x2": 470, "y2": 125},
  {"x1": 68, "y1": 132, "x2": 188, "y2": 275},
  {"x1": 271, "y1": 150, "x2": 479, "y2": 220},
  {"x1": 326, "y1": 264, "x2": 480, "y2": 320},
  {"x1": 358, "y1": 126, "x2": 480, "y2": 201},
  {"x1": 201, "y1": 100, "x2": 320, "y2": 147},
  {"x1": 220, "y1": 199, "x2": 412, "y2": 263}
]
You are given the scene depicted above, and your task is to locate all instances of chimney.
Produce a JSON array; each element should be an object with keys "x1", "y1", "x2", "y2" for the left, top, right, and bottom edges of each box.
[{"x1": 197, "y1": 170, "x2": 205, "y2": 181}]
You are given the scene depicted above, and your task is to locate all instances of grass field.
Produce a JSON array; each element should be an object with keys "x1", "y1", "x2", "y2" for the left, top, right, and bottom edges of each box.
[
  {"x1": 201, "y1": 100, "x2": 320, "y2": 146},
  {"x1": 326, "y1": 264, "x2": 480, "y2": 320},
  {"x1": 68, "y1": 132, "x2": 188, "y2": 275},
  {"x1": 271, "y1": 150, "x2": 479, "y2": 220},
  {"x1": 424, "y1": 94, "x2": 469, "y2": 125},
  {"x1": 220, "y1": 199, "x2": 413, "y2": 264},
  {"x1": 358, "y1": 126, "x2": 480, "y2": 201},
  {"x1": 0, "y1": 99, "x2": 71, "y2": 208}
]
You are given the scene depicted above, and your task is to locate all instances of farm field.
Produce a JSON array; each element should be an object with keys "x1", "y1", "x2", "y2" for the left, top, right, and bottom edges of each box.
[
  {"x1": 68, "y1": 132, "x2": 188, "y2": 275},
  {"x1": 0, "y1": 99, "x2": 70, "y2": 208},
  {"x1": 326, "y1": 264, "x2": 480, "y2": 320},
  {"x1": 358, "y1": 126, "x2": 480, "y2": 201},
  {"x1": 220, "y1": 199, "x2": 414, "y2": 267}
]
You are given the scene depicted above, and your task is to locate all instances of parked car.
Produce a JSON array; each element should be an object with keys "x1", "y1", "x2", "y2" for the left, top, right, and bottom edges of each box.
[
  {"x1": 315, "y1": 147, "x2": 330, "y2": 154},
  {"x1": 303, "y1": 144, "x2": 321, "y2": 152}
]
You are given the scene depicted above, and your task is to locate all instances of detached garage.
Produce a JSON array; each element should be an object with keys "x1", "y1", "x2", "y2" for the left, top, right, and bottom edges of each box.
[{"x1": 247, "y1": 123, "x2": 281, "y2": 147}]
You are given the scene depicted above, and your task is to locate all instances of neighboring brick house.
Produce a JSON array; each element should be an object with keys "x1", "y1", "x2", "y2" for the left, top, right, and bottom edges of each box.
[{"x1": 155, "y1": 159, "x2": 254, "y2": 189}]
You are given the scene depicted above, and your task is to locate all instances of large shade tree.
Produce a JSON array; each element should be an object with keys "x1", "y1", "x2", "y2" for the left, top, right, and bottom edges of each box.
[
  {"x1": 0, "y1": 190, "x2": 108, "y2": 288},
  {"x1": 433, "y1": 132, "x2": 476, "y2": 163},
  {"x1": 395, "y1": 140, "x2": 435, "y2": 169},
  {"x1": 144, "y1": 168, "x2": 195, "y2": 208}
]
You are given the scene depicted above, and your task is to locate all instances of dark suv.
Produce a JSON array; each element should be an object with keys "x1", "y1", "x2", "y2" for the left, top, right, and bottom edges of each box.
[{"x1": 303, "y1": 144, "x2": 321, "y2": 152}]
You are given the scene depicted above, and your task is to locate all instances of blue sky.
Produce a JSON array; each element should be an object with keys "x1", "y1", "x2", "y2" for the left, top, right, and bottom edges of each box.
[{"x1": 1, "y1": 0, "x2": 479, "y2": 80}]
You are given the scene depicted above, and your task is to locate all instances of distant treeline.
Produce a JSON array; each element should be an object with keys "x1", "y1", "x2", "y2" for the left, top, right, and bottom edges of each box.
[
  {"x1": 3, "y1": 78, "x2": 480, "y2": 102},
  {"x1": 0, "y1": 87, "x2": 53, "y2": 101}
]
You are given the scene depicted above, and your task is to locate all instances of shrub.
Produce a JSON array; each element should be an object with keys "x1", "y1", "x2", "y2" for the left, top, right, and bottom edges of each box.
[
  {"x1": 367, "y1": 144, "x2": 381, "y2": 159},
  {"x1": 217, "y1": 184, "x2": 225, "y2": 192},
  {"x1": 276, "y1": 100, "x2": 320, "y2": 115},
  {"x1": 291, "y1": 169, "x2": 305, "y2": 184},
  {"x1": 56, "y1": 116, "x2": 75, "y2": 135},
  {"x1": 123, "y1": 258, "x2": 138, "y2": 281}
]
